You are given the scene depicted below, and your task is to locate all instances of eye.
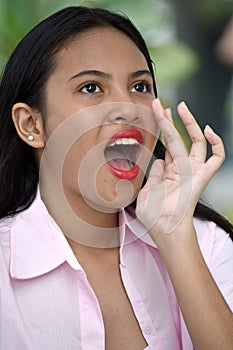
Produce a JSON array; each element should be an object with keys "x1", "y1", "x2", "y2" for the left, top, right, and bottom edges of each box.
[
  {"x1": 131, "y1": 81, "x2": 151, "y2": 93},
  {"x1": 81, "y1": 83, "x2": 101, "y2": 94}
]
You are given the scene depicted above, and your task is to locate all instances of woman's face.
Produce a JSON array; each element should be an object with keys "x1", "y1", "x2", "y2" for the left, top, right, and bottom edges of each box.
[{"x1": 40, "y1": 27, "x2": 158, "y2": 214}]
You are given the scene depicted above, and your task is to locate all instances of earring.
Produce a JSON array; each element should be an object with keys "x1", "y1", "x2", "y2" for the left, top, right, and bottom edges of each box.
[{"x1": 27, "y1": 135, "x2": 34, "y2": 141}]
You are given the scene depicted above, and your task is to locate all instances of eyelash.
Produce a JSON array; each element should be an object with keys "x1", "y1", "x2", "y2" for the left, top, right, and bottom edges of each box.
[
  {"x1": 131, "y1": 80, "x2": 152, "y2": 93},
  {"x1": 79, "y1": 80, "x2": 152, "y2": 94},
  {"x1": 80, "y1": 81, "x2": 102, "y2": 94}
]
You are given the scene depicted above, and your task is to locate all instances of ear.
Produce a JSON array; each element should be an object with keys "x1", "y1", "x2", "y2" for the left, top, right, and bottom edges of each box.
[{"x1": 12, "y1": 102, "x2": 46, "y2": 148}]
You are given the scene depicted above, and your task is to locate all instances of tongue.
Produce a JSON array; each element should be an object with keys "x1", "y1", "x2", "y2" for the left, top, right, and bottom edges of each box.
[{"x1": 108, "y1": 158, "x2": 131, "y2": 171}]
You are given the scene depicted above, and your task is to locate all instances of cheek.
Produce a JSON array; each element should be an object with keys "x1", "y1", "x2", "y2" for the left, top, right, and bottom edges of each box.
[{"x1": 62, "y1": 137, "x2": 92, "y2": 192}]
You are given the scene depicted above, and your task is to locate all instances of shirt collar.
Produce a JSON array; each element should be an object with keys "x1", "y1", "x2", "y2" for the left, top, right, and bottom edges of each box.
[
  {"x1": 10, "y1": 190, "x2": 81, "y2": 279},
  {"x1": 119, "y1": 206, "x2": 158, "y2": 250},
  {"x1": 9, "y1": 190, "x2": 157, "y2": 280}
]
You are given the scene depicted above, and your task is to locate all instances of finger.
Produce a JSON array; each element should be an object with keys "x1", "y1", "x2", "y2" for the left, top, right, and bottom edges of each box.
[
  {"x1": 164, "y1": 146, "x2": 173, "y2": 165},
  {"x1": 152, "y1": 99, "x2": 188, "y2": 159},
  {"x1": 165, "y1": 107, "x2": 174, "y2": 125},
  {"x1": 136, "y1": 159, "x2": 164, "y2": 216},
  {"x1": 164, "y1": 108, "x2": 174, "y2": 164},
  {"x1": 177, "y1": 102, "x2": 207, "y2": 162},
  {"x1": 148, "y1": 158, "x2": 165, "y2": 185},
  {"x1": 204, "y1": 125, "x2": 225, "y2": 173},
  {"x1": 160, "y1": 108, "x2": 173, "y2": 144}
]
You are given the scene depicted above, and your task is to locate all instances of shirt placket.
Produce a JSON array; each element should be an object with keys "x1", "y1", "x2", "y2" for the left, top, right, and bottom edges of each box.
[
  {"x1": 119, "y1": 262, "x2": 166, "y2": 350},
  {"x1": 77, "y1": 271, "x2": 105, "y2": 350}
]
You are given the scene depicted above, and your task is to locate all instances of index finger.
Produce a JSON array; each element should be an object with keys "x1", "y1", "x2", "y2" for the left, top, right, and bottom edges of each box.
[{"x1": 152, "y1": 98, "x2": 188, "y2": 159}]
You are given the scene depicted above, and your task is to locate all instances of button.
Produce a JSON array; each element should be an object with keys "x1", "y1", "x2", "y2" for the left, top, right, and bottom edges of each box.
[{"x1": 144, "y1": 326, "x2": 152, "y2": 334}]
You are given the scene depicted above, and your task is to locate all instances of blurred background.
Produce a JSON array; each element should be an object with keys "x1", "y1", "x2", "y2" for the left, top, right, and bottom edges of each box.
[{"x1": 0, "y1": 0, "x2": 232, "y2": 221}]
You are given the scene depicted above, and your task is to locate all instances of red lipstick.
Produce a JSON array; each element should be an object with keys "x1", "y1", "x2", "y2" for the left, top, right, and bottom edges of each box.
[{"x1": 104, "y1": 128, "x2": 143, "y2": 180}]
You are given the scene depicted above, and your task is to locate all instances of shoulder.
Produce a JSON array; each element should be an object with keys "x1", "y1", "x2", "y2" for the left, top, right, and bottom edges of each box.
[
  {"x1": 194, "y1": 217, "x2": 233, "y2": 262},
  {"x1": 194, "y1": 216, "x2": 233, "y2": 247},
  {"x1": 194, "y1": 217, "x2": 233, "y2": 309}
]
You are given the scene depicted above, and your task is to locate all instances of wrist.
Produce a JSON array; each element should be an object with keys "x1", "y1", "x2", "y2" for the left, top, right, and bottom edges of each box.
[{"x1": 149, "y1": 219, "x2": 199, "y2": 258}]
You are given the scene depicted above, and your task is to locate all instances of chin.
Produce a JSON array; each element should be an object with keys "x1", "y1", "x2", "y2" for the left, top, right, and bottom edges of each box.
[{"x1": 93, "y1": 174, "x2": 142, "y2": 211}]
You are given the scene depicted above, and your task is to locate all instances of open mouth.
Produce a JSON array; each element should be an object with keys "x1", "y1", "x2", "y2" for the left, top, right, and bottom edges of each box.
[{"x1": 104, "y1": 129, "x2": 143, "y2": 180}]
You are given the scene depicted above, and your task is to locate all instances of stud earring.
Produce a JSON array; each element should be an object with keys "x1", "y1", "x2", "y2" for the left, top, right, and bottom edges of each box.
[{"x1": 27, "y1": 135, "x2": 34, "y2": 141}]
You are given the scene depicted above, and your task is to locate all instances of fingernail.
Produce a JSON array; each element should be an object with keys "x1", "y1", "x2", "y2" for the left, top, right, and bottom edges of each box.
[
  {"x1": 180, "y1": 101, "x2": 187, "y2": 108},
  {"x1": 204, "y1": 124, "x2": 213, "y2": 132}
]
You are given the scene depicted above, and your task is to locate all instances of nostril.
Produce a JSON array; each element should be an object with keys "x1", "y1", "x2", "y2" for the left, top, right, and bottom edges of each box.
[
  {"x1": 115, "y1": 116, "x2": 126, "y2": 121},
  {"x1": 113, "y1": 114, "x2": 140, "y2": 123},
  {"x1": 105, "y1": 103, "x2": 140, "y2": 123}
]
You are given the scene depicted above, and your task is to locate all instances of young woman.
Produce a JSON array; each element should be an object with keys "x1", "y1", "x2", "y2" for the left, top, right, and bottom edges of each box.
[{"x1": 0, "y1": 6, "x2": 232, "y2": 350}]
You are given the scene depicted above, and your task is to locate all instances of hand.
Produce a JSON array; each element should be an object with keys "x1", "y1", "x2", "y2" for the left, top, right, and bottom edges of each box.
[
  {"x1": 136, "y1": 98, "x2": 225, "y2": 238},
  {"x1": 136, "y1": 99, "x2": 233, "y2": 350}
]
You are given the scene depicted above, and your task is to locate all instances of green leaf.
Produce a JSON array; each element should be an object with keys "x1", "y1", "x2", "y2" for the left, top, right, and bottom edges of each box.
[{"x1": 149, "y1": 41, "x2": 200, "y2": 84}]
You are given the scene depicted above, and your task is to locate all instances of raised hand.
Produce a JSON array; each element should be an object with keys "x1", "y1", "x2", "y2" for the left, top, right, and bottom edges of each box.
[{"x1": 136, "y1": 98, "x2": 225, "y2": 239}]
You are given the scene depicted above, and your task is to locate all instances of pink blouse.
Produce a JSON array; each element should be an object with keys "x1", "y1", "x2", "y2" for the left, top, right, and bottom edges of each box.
[{"x1": 0, "y1": 190, "x2": 233, "y2": 349}]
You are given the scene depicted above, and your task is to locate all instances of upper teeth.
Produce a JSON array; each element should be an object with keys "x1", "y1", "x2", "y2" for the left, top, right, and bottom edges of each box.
[{"x1": 108, "y1": 138, "x2": 139, "y2": 147}]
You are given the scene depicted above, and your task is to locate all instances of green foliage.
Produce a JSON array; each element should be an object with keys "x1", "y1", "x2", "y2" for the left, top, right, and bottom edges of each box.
[
  {"x1": 0, "y1": 0, "x2": 43, "y2": 55},
  {"x1": 196, "y1": 0, "x2": 233, "y2": 28},
  {"x1": 87, "y1": 0, "x2": 201, "y2": 86},
  {"x1": 149, "y1": 42, "x2": 200, "y2": 85},
  {"x1": 1, "y1": 0, "x2": 230, "y2": 86},
  {"x1": 0, "y1": 0, "x2": 82, "y2": 67},
  {"x1": 90, "y1": 0, "x2": 171, "y2": 32}
]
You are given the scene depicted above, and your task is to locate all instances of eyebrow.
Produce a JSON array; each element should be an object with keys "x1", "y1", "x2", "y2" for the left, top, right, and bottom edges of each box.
[
  {"x1": 68, "y1": 69, "x2": 152, "y2": 81},
  {"x1": 129, "y1": 70, "x2": 152, "y2": 79},
  {"x1": 68, "y1": 70, "x2": 111, "y2": 81}
]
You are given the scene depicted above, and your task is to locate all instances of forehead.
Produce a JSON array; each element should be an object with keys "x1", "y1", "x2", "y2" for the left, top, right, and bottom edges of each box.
[{"x1": 53, "y1": 27, "x2": 148, "y2": 72}]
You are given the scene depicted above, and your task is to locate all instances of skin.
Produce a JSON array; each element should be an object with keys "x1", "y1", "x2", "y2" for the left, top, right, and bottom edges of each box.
[
  {"x1": 41, "y1": 28, "x2": 157, "y2": 228},
  {"x1": 12, "y1": 27, "x2": 233, "y2": 349}
]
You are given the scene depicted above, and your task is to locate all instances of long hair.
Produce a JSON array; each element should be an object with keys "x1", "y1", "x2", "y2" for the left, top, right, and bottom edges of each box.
[
  {"x1": 0, "y1": 6, "x2": 155, "y2": 218},
  {"x1": 0, "y1": 6, "x2": 232, "y2": 238}
]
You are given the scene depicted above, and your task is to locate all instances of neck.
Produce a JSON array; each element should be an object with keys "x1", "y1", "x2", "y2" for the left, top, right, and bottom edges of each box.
[{"x1": 40, "y1": 184, "x2": 121, "y2": 249}]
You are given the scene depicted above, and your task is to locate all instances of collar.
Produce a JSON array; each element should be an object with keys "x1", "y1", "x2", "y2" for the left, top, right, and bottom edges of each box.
[
  {"x1": 9, "y1": 190, "x2": 157, "y2": 280},
  {"x1": 119, "y1": 206, "x2": 158, "y2": 249},
  {"x1": 10, "y1": 190, "x2": 81, "y2": 279}
]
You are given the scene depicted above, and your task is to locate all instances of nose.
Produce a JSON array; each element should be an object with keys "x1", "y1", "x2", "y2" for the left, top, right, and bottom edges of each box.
[
  {"x1": 105, "y1": 91, "x2": 140, "y2": 124},
  {"x1": 106, "y1": 105, "x2": 140, "y2": 124}
]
